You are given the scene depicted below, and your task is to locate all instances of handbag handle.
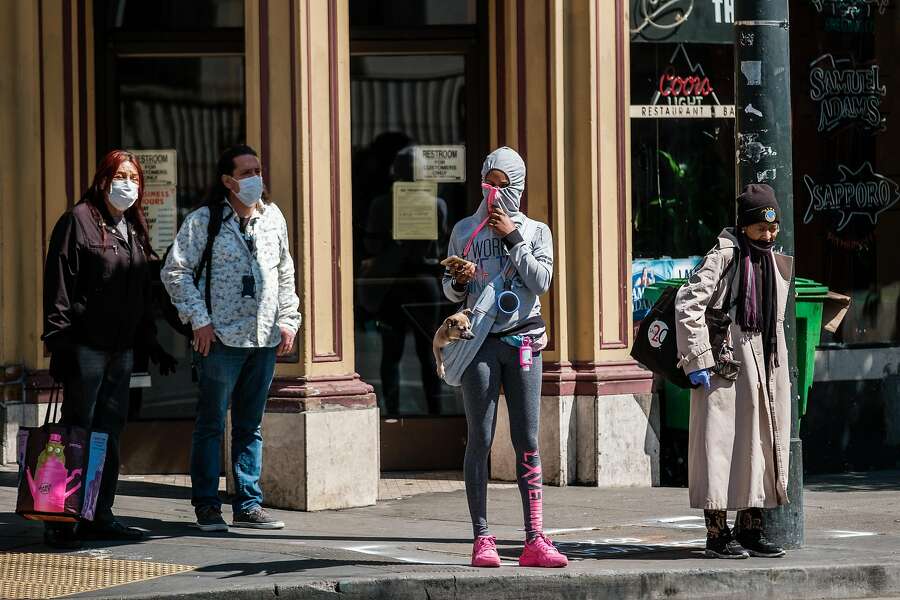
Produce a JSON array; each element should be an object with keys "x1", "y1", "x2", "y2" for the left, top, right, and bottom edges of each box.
[{"x1": 43, "y1": 382, "x2": 63, "y2": 427}]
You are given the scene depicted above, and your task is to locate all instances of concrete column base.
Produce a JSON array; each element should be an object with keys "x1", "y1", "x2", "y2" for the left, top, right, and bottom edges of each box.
[
  {"x1": 488, "y1": 361, "x2": 660, "y2": 487},
  {"x1": 576, "y1": 392, "x2": 660, "y2": 487},
  {"x1": 227, "y1": 373, "x2": 379, "y2": 511},
  {"x1": 489, "y1": 395, "x2": 577, "y2": 486}
]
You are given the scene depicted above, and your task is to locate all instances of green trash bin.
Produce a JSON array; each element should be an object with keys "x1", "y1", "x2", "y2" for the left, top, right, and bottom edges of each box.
[
  {"x1": 794, "y1": 278, "x2": 829, "y2": 419},
  {"x1": 644, "y1": 278, "x2": 693, "y2": 431}
]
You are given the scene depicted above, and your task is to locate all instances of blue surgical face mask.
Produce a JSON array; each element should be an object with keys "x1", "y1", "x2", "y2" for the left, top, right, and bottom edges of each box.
[
  {"x1": 233, "y1": 175, "x2": 264, "y2": 207},
  {"x1": 108, "y1": 179, "x2": 138, "y2": 211}
]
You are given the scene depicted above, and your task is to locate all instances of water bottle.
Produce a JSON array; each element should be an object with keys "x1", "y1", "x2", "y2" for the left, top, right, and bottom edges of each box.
[{"x1": 519, "y1": 337, "x2": 533, "y2": 372}]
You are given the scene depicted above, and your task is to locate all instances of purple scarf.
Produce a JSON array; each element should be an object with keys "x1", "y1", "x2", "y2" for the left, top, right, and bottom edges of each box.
[{"x1": 737, "y1": 233, "x2": 778, "y2": 368}]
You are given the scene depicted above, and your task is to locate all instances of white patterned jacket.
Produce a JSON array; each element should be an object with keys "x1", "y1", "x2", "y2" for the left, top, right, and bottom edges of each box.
[{"x1": 162, "y1": 199, "x2": 301, "y2": 348}]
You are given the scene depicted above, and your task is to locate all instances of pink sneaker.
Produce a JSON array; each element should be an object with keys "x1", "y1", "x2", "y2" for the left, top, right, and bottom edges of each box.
[
  {"x1": 519, "y1": 534, "x2": 569, "y2": 568},
  {"x1": 471, "y1": 535, "x2": 501, "y2": 568}
]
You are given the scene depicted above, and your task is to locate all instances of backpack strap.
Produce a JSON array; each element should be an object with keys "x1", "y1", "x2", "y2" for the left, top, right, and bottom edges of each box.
[{"x1": 195, "y1": 202, "x2": 225, "y2": 314}]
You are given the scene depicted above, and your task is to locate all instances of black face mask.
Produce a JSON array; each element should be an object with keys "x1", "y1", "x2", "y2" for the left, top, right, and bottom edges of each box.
[{"x1": 747, "y1": 237, "x2": 776, "y2": 252}]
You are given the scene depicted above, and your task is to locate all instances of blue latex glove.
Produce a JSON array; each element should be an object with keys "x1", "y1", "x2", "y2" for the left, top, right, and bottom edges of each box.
[{"x1": 689, "y1": 369, "x2": 711, "y2": 390}]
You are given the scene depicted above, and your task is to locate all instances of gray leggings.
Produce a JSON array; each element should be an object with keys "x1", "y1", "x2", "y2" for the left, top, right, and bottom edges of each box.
[{"x1": 461, "y1": 336, "x2": 543, "y2": 540}]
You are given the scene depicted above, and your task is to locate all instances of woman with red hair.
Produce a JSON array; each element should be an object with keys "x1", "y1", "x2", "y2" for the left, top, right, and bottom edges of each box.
[{"x1": 42, "y1": 150, "x2": 165, "y2": 548}]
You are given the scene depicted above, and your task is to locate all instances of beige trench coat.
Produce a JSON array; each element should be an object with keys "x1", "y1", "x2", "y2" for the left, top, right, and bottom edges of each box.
[{"x1": 675, "y1": 229, "x2": 793, "y2": 510}]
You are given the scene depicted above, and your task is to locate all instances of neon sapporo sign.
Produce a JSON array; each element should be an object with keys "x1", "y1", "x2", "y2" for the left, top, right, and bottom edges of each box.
[{"x1": 802, "y1": 162, "x2": 900, "y2": 231}]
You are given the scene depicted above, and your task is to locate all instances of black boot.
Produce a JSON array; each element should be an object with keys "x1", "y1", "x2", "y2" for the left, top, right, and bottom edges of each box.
[
  {"x1": 77, "y1": 518, "x2": 145, "y2": 542},
  {"x1": 735, "y1": 509, "x2": 785, "y2": 558},
  {"x1": 704, "y1": 509, "x2": 749, "y2": 559},
  {"x1": 44, "y1": 523, "x2": 82, "y2": 550}
]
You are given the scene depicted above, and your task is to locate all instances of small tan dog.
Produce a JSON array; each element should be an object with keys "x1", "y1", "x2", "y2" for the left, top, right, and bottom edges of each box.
[{"x1": 433, "y1": 309, "x2": 475, "y2": 379}]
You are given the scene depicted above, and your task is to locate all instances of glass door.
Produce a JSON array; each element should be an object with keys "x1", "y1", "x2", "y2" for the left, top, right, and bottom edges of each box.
[
  {"x1": 350, "y1": 3, "x2": 487, "y2": 470},
  {"x1": 94, "y1": 0, "x2": 245, "y2": 472}
]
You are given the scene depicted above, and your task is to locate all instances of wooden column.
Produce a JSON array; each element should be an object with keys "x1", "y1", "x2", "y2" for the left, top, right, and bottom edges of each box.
[
  {"x1": 246, "y1": 0, "x2": 372, "y2": 397},
  {"x1": 563, "y1": 0, "x2": 652, "y2": 392},
  {"x1": 0, "y1": 0, "x2": 96, "y2": 459},
  {"x1": 0, "y1": 0, "x2": 95, "y2": 389},
  {"x1": 489, "y1": 0, "x2": 570, "y2": 372},
  {"x1": 243, "y1": 0, "x2": 377, "y2": 510},
  {"x1": 565, "y1": 0, "x2": 657, "y2": 486},
  {"x1": 488, "y1": 0, "x2": 580, "y2": 484}
]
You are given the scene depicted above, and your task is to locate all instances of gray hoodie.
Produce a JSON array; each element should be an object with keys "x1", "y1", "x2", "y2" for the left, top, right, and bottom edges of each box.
[{"x1": 441, "y1": 147, "x2": 553, "y2": 337}]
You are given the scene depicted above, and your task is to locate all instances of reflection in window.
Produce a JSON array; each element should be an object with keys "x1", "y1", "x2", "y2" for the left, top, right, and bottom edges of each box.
[
  {"x1": 351, "y1": 54, "x2": 468, "y2": 417},
  {"x1": 351, "y1": 56, "x2": 466, "y2": 147},
  {"x1": 118, "y1": 56, "x2": 245, "y2": 421},
  {"x1": 118, "y1": 56, "x2": 245, "y2": 216}
]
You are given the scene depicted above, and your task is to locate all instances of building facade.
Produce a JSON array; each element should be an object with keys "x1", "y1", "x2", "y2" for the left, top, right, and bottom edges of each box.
[
  {"x1": 0, "y1": 0, "x2": 649, "y2": 510},
  {"x1": 0, "y1": 1, "x2": 896, "y2": 511}
]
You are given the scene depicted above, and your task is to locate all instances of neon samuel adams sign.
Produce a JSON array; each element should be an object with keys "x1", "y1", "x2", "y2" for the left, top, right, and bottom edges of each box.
[
  {"x1": 631, "y1": 44, "x2": 735, "y2": 119},
  {"x1": 809, "y1": 54, "x2": 887, "y2": 132}
]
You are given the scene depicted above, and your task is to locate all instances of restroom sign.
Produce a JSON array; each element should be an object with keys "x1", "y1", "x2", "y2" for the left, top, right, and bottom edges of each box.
[
  {"x1": 130, "y1": 149, "x2": 177, "y2": 187},
  {"x1": 413, "y1": 145, "x2": 466, "y2": 182}
]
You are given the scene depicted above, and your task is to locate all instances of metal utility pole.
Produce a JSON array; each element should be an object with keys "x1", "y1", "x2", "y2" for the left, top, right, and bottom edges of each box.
[{"x1": 734, "y1": 1, "x2": 803, "y2": 548}]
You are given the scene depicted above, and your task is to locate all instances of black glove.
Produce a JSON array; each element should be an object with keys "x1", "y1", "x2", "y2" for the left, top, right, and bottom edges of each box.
[{"x1": 148, "y1": 342, "x2": 179, "y2": 376}]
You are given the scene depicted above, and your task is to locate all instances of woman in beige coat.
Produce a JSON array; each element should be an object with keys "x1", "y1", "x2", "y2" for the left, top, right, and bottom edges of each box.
[{"x1": 675, "y1": 184, "x2": 793, "y2": 559}]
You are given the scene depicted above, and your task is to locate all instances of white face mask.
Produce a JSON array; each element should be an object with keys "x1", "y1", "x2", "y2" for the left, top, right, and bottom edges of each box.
[
  {"x1": 232, "y1": 175, "x2": 264, "y2": 207},
  {"x1": 108, "y1": 179, "x2": 139, "y2": 211}
]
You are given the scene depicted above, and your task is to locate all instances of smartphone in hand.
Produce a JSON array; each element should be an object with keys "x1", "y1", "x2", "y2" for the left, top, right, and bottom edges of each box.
[{"x1": 440, "y1": 255, "x2": 476, "y2": 271}]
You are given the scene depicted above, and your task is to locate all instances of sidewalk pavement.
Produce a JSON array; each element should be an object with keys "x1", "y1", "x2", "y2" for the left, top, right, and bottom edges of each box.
[{"x1": 2, "y1": 466, "x2": 899, "y2": 599}]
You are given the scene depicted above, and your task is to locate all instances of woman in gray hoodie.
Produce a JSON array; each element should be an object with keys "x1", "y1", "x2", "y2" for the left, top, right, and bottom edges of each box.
[{"x1": 442, "y1": 147, "x2": 567, "y2": 568}]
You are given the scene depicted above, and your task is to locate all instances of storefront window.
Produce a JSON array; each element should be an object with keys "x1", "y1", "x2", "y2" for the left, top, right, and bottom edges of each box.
[
  {"x1": 118, "y1": 57, "x2": 246, "y2": 219},
  {"x1": 351, "y1": 54, "x2": 470, "y2": 418},
  {"x1": 96, "y1": 1, "x2": 246, "y2": 421},
  {"x1": 118, "y1": 56, "x2": 245, "y2": 420},
  {"x1": 791, "y1": 5, "x2": 900, "y2": 345},
  {"x1": 630, "y1": 41, "x2": 736, "y2": 322}
]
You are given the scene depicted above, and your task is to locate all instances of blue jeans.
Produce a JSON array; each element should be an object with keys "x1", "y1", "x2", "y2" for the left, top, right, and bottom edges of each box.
[{"x1": 191, "y1": 343, "x2": 276, "y2": 513}]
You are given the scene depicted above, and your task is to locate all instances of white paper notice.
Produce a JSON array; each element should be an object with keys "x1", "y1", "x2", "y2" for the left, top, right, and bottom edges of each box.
[
  {"x1": 130, "y1": 149, "x2": 178, "y2": 255},
  {"x1": 413, "y1": 145, "x2": 466, "y2": 182},
  {"x1": 131, "y1": 149, "x2": 177, "y2": 187},
  {"x1": 143, "y1": 187, "x2": 177, "y2": 257},
  {"x1": 393, "y1": 182, "x2": 438, "y2": 240}
]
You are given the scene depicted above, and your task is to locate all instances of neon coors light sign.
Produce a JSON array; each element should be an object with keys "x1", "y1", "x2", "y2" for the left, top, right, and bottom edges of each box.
[{"x1": 631, "y1": 44, "x2": 735, "y2": 119}]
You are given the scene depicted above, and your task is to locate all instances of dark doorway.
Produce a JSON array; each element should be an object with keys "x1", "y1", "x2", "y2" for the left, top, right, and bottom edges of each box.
[
  {"x1": 94, "y1": 0, "x2": 245, "y2": 473},
  {"x1": 350, "y1": 0, "x2": 488, "y2": 470}
]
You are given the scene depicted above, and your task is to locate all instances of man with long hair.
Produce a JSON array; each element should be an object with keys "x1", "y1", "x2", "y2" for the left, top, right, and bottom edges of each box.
[{"x1": 162, "y1": 145, "x2": 301, "y2": 532}]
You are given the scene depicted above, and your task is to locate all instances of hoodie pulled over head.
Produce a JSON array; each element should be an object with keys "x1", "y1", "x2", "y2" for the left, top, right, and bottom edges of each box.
[{"x1": 442, "y1": 147, "x2": 553, "y2": 336}]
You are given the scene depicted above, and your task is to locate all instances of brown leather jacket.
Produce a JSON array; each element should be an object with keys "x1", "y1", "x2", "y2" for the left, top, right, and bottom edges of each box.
[{"x1": 43, "y1": 201, "x2": 155, "y2": 354}]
